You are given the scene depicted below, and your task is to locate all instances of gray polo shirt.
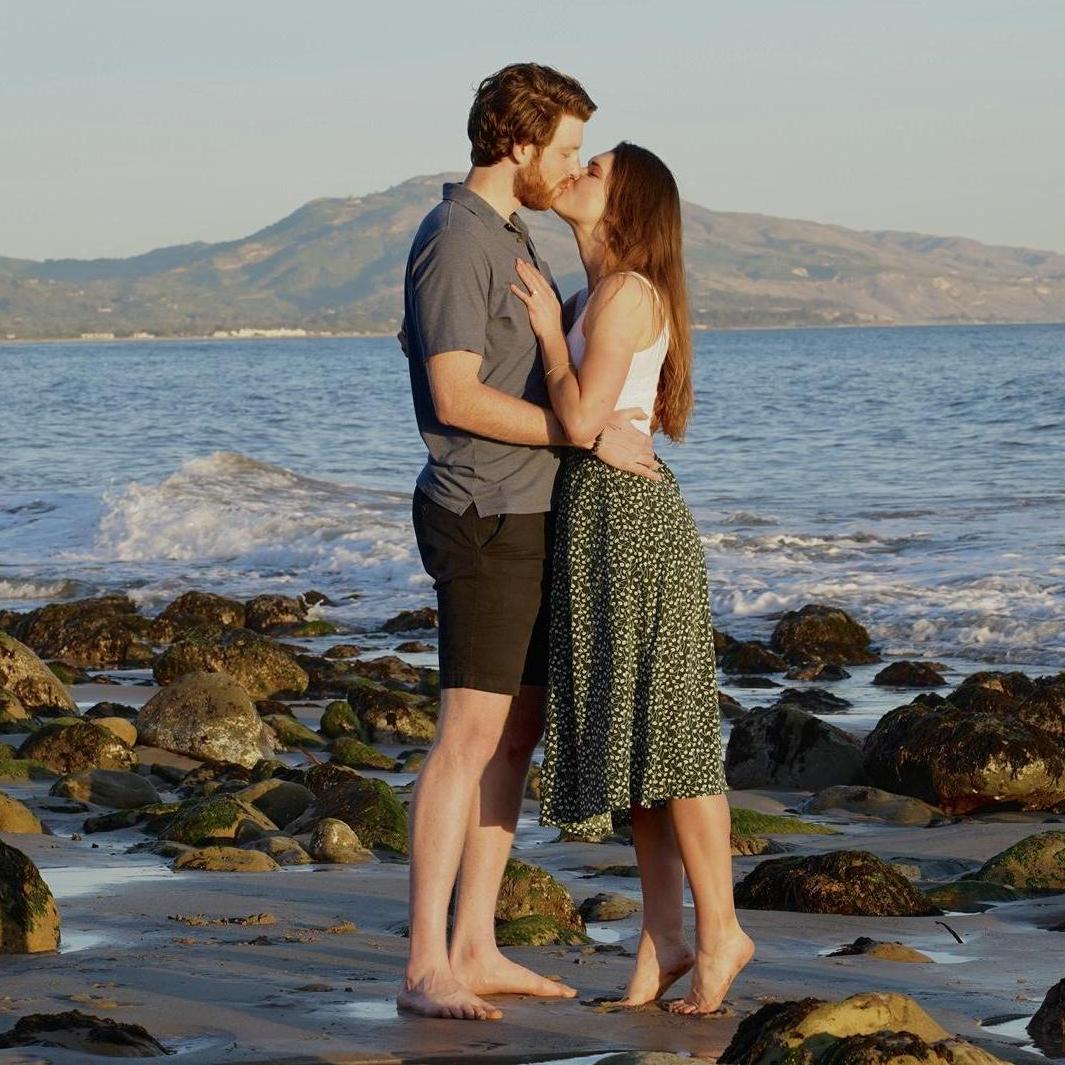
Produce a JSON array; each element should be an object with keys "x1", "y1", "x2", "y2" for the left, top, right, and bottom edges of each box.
[{"x1": 400, "y1": 182, "x2": 561, "y2": 517}]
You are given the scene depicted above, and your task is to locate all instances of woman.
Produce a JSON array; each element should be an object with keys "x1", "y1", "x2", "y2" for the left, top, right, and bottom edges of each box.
[{"x1": 510, "y1": 142, "x2": 755, "y2": 1015}]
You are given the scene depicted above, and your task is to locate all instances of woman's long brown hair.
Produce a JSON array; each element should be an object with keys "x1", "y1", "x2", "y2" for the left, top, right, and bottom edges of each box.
[{"x1": 598, "y1": 142, "x2": 693, "y2": 442}]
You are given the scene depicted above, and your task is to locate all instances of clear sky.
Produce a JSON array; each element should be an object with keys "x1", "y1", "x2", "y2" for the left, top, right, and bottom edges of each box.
[{"x1": 3, "y1": 0, "x2": 1064, "y2": 261}]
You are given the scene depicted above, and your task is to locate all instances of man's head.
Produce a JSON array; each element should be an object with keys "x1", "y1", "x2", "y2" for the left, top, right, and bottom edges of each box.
[{"x1": 468, "y1": 62, "x2": 596, "y2": 210}]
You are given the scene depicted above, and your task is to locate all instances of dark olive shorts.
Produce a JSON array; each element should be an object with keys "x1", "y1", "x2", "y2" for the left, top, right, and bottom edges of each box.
[{"x1": 412, "y1": 486, "x2": 552, "y2": 696}]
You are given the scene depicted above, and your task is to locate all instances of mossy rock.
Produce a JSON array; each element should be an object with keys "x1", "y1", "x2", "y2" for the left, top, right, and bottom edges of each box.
[
  {"x1": 0, "y1": 633, "x2": 79, "y2": 713},
  {"x1": 83, "y1": 801, "x2": 182, "y2": 834},
  {"x1": 0, "y1": 689, "x2": 28, "y2": 723},
  {"x1": 734, "y1": 849, "x2": 942, "y2": 916},
  {"x1": 260, "y1": 713, "x2": 325, "y2": 749},
  {"x1": 769, "y1": 604, "x2": 879, "y2": 665},
  {"x1": 160, "y1": 795, "x2": 277, "y2": 846},
  {"x1": 46, "y1": 661, "x2": 88, "y2": 685},
  {"x1": 801, "y1": 785, "x2": 950, "y2": 826},
  {"x1": 319, "y1": 700, "x2": 367, "y2": 741},
  {"x1": 348, "y1": 684, "x2": 437, "y2": 744},
  {"x1": 236, "y1": 779, "x2": 316, "y2": 829},
  {"x1": 923, "y1": 879, "x2": 1024, "y2": 912},
  {"x1": 496, "y1": 858, "x2": 584, "y2": 932},
  {"x1": 494, "y1": 914, "x2": 590, "y2": 947},
  {"x1": 730, "y1": 806, "x2": 838, "y2": 836},
  {"x1": 51, "y1": 768, "x2": 161, "y2": 810},
  {"x1": 243, "y1": 594, "x2": 305, "y2": 633},
  {"x1": 966, "y1": 830, "x2": 1065, "y2": 892},
  {"x1": 0, "y1": 1009, "x2": 170, "y2": 1055},
  {"x1": 241, "y1": 835, "x2": 311, "y2": 865},
  {"x1": 18, "y1": 721, "x2": 136, "y2": 775},
  {"x1": 296, "y1": 775, "x2": 408, "y2": 854},
  {"x1": 0, "y1": 840, "x2": 61, "y2": 953},
  {"x1": 172, "y1": 845, "x2": 280, "y2": 873},
  {"x1": 289, "y1": 620, "x2": 338, "y2": 637},
  {"x1": 0, "y1": 759, "x2": 58, "y2": 783},
  {"x1": 329, "y1": 737, "x2": 395, "y2": 771},
  {"x1": 0, "y1": 792, "x2": 44, "y2": 834},
  {"x1": 154, "y1": 590, "x2": 246, "y2": 641}
]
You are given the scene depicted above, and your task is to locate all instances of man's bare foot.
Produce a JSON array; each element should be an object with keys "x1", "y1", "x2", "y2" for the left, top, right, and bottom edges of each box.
[
  {"x1": 666, "y1": 928, "x2": 755, "y2": 1015},
  {"x1": 452, "y1": 949, "x2": 577, "y2": 999},
  {"x1": 616, "y1": 931, "x2": 694, "y2": 1007},
  {"x1": 397, "y1": 968, "x2": 503, "y2": 1021}
]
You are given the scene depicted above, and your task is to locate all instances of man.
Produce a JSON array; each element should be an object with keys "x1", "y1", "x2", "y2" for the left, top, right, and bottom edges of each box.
[{"x1": 398, "y1": 62, "x2": 660, "y2": 1022}]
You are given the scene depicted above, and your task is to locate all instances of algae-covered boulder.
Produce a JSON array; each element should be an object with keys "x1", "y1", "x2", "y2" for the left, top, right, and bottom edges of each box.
[
  {"x1": 826, "y1": 936, "x2": 933, "y2": 963},
  {"x1": 734, "y1": 849, "x2": 942, "y2": 915},
  {"x1": 319, "y1": 700, "x2": 366, "y2": 740},
  {"x1": 348, "y1": 683, "x2": 437, "y2": 744},
  {"x1": 719, "y1": 641, "x2": 788, "y2": 675},
  {"x1": 172, "y1": 845, "x2": 279, "y2": 873},
  {"x1": 862, "y1": 696, "x2": 1065, "y2": 814},
  {"x1": 91, "y1": 716, "x2": 137, "y2": 747},
  {"x1": 308, "y1": 777, "x2": 408, "y2": 854},
  {"x1": 307, "y1": 818, "x2": 375, "y2": 864},
  {"x1": 0, "y1": 841, "x2": 61, "y2": 953},
  {"x1": 260, "y1": 713, "x2": 325, "y2": 749},
  {"x1": 726, "y1": 705, "x2": 865, "y2": 789},
  {"x1": 50, "y1": 768, "x2": 161, "y2": 810},
  {"x1": 494, "y1": 915, "x2": 590, "y2": 947},
  {"x1": 19, "y1": 721, "x2": 136, "y2": 775},
  {"x1": 0, "y1": 1009, "x2": 169, "y2": 1056},
  {"x1": 1015, "y1": 675, "x2": 1065, "y2": 739},
  {"x1": 923, "y1": 880, "x2": 1023, "y2": 912},
  {"x1": 348, "y1": 655, "x2": 422, "y2": 690},
  {"x1": 718, "y1": 991, "x2": 1008, "y2": 1065},
  {"x1": 381, "y1": 607, "x2": 438, "y2": 633},
  {"x1": 241, "y1": 835, "x2": 311, "y2": 866},
  {"x1": 329, "y1": 737, "x2": 395, "y2": 771},
  {"x1": 730, "y1": 807, "x2": 839, "y2": 836},
  {"x1": 153, "y1": 590, "x2": 245, "y2": 641},
  {"x1": 0, "y1": 688, "x2": 29, "y2": 723},
  {"x1": 0, "y1": 633, "x2": 78, "y2": 713},
  {"x1": 495, "y1": 858, "x2": 584, "y2": 933},
  {"x1": 0, "y1": 759, "x2": 58, "y2": 783},
  {"x1": 154, "y1": 627, "x2": 308, "y2": 700},
  {"x1": 0, "y1": 792, "x2": 44, "y2": 834},
  {"x1": 136, "y1": 671, "x2": 275, "y2": 768},
  {"x1": 161, "y1": 795, "x2": 277, "y2": 847},
  {"x1": 578, "y1": 892, "x2": 641, "y2": 922},
  {"x1": 10, "y1": 595, "x2": 154, "y2": 669},
  {"x1": 873, "y1": 661, "x2": 947, "y2": 688},
  {"x1": 965, "y1": 830, "x2": 1065, "y2": 892},
  {"x1": 1029, "y1": 979, "x2": 1065, "y2": 1056},
  {"x1": 236, "y1": 778, "x2": 315, "y2": 829},
  {"x1": 243, "y1": 594, "x2": 307, "y2": 633},
  {"x1": 769, "y1": 604, "x2": 879, "y2": 665},
  {"x1": 801, "y1": 785, "x2": 950, "y2": 826}
]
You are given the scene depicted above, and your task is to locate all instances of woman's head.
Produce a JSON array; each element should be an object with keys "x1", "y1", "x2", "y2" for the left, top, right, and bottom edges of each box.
[{"x1": 557, "y1": 142, "x2": 694, "y2": 441}]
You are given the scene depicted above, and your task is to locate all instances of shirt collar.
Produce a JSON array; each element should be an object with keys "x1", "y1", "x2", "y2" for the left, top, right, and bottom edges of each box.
[{"x1": 442, "y1": 182, "x2": 528, "y2": 236}]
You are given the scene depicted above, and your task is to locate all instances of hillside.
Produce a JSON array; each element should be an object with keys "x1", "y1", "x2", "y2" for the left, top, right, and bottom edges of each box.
[{"x1": 2, "y1": 173, "x2": 1064, "y2": 339}]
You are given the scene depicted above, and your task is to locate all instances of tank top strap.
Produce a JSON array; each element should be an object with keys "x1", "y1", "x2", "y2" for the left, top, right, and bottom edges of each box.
[{"x1": 616, "y1": 270, "x2": 661, "y2": 305}]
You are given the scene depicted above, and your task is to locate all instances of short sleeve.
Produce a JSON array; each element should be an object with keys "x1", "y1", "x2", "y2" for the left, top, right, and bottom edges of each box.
[{"x1": 409, "y1": 224, "x2": 491, "y2": 360}]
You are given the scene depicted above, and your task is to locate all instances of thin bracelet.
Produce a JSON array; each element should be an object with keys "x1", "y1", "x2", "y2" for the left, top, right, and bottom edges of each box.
[{"x1": 544, "y1": 362, "x2": 571, "y2": 380}]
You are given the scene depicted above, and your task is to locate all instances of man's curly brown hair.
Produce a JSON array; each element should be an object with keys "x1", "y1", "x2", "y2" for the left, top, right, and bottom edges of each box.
[{"x1": 467, "y1": 62, "x2": 596, "y2": 167}]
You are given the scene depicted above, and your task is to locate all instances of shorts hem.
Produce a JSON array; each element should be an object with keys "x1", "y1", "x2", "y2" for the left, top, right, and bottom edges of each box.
[{"x1": 440, "y1": 672, "x2": 523, "y2": 697}]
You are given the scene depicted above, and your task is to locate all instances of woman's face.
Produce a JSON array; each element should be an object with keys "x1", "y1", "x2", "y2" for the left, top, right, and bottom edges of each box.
[{"x1": 552, "y1": 151, "x2": 614, "y2": 226}]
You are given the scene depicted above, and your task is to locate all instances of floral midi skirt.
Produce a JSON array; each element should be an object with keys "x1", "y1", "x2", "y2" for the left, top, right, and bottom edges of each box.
[{"x1": 539, "y1": 449, "x2": 729, "y2": 839}]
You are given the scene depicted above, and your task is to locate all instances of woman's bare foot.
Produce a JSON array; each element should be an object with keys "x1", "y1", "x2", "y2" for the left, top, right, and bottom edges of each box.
[
  {"x1": 452, "y1": 949, "x2": 578, "y2": 999},
  {"x1": 616, "y1": 932, "x2": 694, "y2": 1007},
  {"x1": 666, "y1": 928, "x2": 755, "y2": 1015},
  {"x1": 397, "y1": 968, "x2": 503, "y2": 1021}
]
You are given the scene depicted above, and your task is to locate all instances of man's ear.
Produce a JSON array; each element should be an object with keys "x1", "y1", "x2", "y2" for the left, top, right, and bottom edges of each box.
[{"x1": 510, "y1": 142, "x2": 536, "y2": 166}]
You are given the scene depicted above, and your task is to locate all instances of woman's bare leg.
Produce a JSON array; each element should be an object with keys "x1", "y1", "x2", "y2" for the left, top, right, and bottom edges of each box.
[
  {"x1": 665, "y1": 793, "x2": 755, "y2": 1014},
  {"x1": 617, "y1": 803, "x2": 694, "y2": 1006}
]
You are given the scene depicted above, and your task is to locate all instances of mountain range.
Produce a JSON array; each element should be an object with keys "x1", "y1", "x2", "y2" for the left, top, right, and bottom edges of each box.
[{"x1": 2, "y1": 173, "x2": 1064, "y2": 339}]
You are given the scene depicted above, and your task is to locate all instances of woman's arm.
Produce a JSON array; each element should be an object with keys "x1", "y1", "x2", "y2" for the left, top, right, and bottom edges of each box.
[{"x1": 513, "y1": 262, "x2": 657, "y2": 444}]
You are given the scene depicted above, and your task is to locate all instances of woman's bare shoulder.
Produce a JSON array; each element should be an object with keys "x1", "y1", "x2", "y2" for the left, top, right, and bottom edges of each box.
[{"x1": 585, "y1": 272, "x2": 658, "y2": 346}]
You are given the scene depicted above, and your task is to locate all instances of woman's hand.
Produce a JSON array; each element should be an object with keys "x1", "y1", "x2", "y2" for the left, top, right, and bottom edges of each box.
[{"x1": 510, "y1": 258, "x2": 563, "y2": 341}]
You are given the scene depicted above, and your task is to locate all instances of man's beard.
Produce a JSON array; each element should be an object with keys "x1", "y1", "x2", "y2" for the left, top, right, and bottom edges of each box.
[{"x1": 514, "y1": 155, "x2": 561, "y2": 211}]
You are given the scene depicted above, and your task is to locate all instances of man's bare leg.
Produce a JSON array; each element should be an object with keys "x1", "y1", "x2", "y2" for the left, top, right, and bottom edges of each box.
[
  {"x1": 398, "y1": 687, "x2": 513, "y2": 1021},
  {"x1": 449, "y1": 684, "x2": 577, "y2": 998}
]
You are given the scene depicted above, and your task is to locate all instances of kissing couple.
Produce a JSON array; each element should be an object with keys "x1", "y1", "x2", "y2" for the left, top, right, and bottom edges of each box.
[{"x1": 398, "y1": 62, "x2": 754, "y2": 1021}]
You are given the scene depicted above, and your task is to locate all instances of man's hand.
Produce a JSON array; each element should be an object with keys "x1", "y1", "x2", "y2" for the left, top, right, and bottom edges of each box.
[{"x1": 593, "y1": 408, "x2": 663, "y2": 481}]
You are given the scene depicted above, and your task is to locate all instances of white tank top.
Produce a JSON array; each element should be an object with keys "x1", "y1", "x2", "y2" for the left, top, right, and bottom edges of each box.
[{"x1": 566, "y1": 271, "x2": 669, "y2": 436}]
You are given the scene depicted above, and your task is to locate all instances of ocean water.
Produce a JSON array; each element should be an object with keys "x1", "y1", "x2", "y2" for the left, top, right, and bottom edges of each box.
[{"x1": 1, "y1": 324, "x2": 1063, "y2": 669}]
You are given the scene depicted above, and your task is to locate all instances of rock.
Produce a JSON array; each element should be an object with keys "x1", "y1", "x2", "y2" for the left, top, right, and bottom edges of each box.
[
  {"x1": 525, "y1": 762, "x2": 542, "y2": 800},
  {"x1": 172, "y1": 845, "x2": 280, "y2": 872},
  {"x1": 731, "y1": 834, "x2": 778, "y2": 855},
  {"x1": 323, "y1": 643, "x2": 362, "y2": 659},
  {"x1": 307, "y1": 818, "x2": 375, "y2": 864},
  {"x1": 579, "y1": 892, "x2": 641, "y2": 922},
  {"x1": 241, "y1": 834, "x2": 311, "y2": 865},
  {"x1": 18, "y1": 721, "x2": 136, "y2": 775},
  {"x1": 773, "y1": 687, "x2": 852, "y2": 714},
  {"x1": 494, "y1": 915, "x2": 589, "y2": 946},
  {"x1": 496, "y1": 858, "x2": 584, "y2": 932},
  {"x1": 718, "y1": 691, "x2": 745, "y2": 718},
  {"x1": 1028, "y1": 978, "x2": 1065, "y2": 1055},
  {"x1": 874, "y1": 661, "x2": 948, "y2": 687},
  {"x1": 862, "y1": 696, "x2": 1065, "y2": 814},
  {"x1": 0, "y1": 841, "x2": 61, "y2": 952},
  {"x1": 51, "y1": 769, "x2": 160, "y2": 809},
  {"x1": 0, "y1": 759, "x2": 58, "y2": 783},
  {"x1": 136, "y1": 671, "x2": 276, "y2": 768},
  {"x1": 303, "y1": 762, "x2": 363, "y2": 795},
  {"x1": 0, "y1": 792, "x2": 44, "y2": 833},
  {"x1": 244, "y1": 594, "x2": 307, "y2": 633},
  {"x1": 784, "y1": 661, "x2": 852, "y2": 682},
  {"x1": 236, "y1": 779, "x2": 315, "y2": 828},
  {"x1": 0, "y1": 688, "x2": 29, "y2": 722},
  {"x1": 728, "y1": 675, "x2": 783, "y2": 689},
  {"x1": 0, "y1": 633, "x2": 78, "y2": 713},
  {"x1": 319, "y1": 700, "x2": 366, "y2": 740},
  {"x1": 965, "y1": 830, "x2": 1065, "y2": 892},
  {"x1": 330, "y1": 737, "x2": 395, "y2": 770},
  {"x1": 719, "y1": 641, "x2": 788, "y2": 674},
  {"x1": 348, "y1": 655, "x2": 422, "y2": 689},
  {"x1": 398, "y1": 749, "x2": 428, "y2": 773},
  {"x1": 826, "y1": 936, "x2": 933, "y2": 962},
  {"x1": 381, "y1": 607, "x2": 438, "y2": 633},
  {"x1": 91, "y1": 716, "x2": 137, "y2": 746},
  {"x1": 598, "y1": 1056, "x2": 699, "y2": 1065},
  {"x1": 0, "y1": 1009, "x2": 169, "y2": 1055},
  {"x1": 1015, "y1": 675, "x2": 1065, "y2": 738},
  {"x1": 769, "y1": 604, "x2": 879, "y2": 665},
  {"x1": 260, "y1": 713, "x2": 325, "y2": 749},
  {"x1": 955, "y1": 670, "x2": 1035, "y2": 700},
  {"x1": 291, "y1": 774, "x2": 408, "y2": 853},
  {"x1": 718, "y1": 991, "x2": 1006, "y2": 1065},
  {"x1": 349, "y1": 684, "x2": 437, "y2": 744},
  {"x1": 10, "y1": 595, "x2": 154, "y2": 669},
  {"x1": 734, "y1": 850, "x2": 942, "y2": 915},
  {"x1": 395, "y1": 640, "x2": 433, "y2": 653},
  {"x1": 725, "y1": 704, "x2": 865, "y2": 789},
  {"x1": 923, "y1": 880, "x2": 1023, "y2": 912},
  {"x1": 161, "y1": 795, "x2": 277, "y2": 846},
  {"x1": 154, "y1": 627, "x2": 308, "y2": 700},
  {"x1": 154, "y1": 590, "x2": 245, "y2": 641},
  {"x1": 83, "y1": 801, "x2": 181, "y2": 835},
  {"x1": 801, "y1": 785, "x2": 950, "y2": 826},
  {"x1": 730, "y1": 806, "x2": 838, "y2": 836}
]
